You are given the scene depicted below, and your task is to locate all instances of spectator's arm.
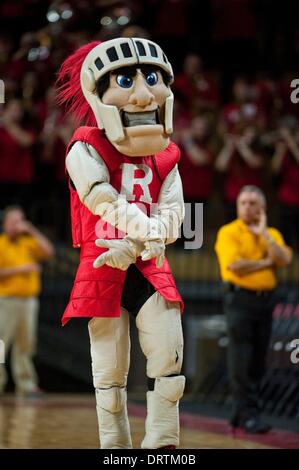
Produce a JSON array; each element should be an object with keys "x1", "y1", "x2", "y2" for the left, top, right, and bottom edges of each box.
[
  {"x1": 183, "y1": 139, "x2": 212, "y2": 165},
  {"x1": 271, "y1": 142, "x2": 287, "y2": 174},
  {"x1": 236, "y1": 140, "x2": 263, "y2": 168},
  {"x1": 0, "y1": 265, "x2": 40, "y2": 278},
  {"x1": 279, "y1": 127, "x2": 299, "y2": 164},
  {"x1": 27, "y1": 226, "x2": 55, "y2": 260},
  {"x1": 228, "y1": 257, "x2": 273, "y2": 276},
  {"x1": 6, "y1": 123, "x2": 35, "y2": 147},
  {"x1": 283, "y1": 132, "x2": 299, "y2": 164},
  {"x1": 0, "y1": 267, "x2": 23, "y2": 278},
  {"x1": 214, "y1": 138, "x2": 235, "y2": 172},
  {"x1": 263, "y1": 230, "x2": 293, "y2": 267}
]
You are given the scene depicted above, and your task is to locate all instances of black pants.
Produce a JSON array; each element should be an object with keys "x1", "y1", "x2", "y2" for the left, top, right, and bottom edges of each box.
[
  {"x1": 121, "y1": 264, "x2": 155, "y2": 318},
  {"x1": 223, "y1": 289, "x2": 275, "y2": 417},
  {"x1": 279, "y1": 203, "x2": 299, "y2": 252}
]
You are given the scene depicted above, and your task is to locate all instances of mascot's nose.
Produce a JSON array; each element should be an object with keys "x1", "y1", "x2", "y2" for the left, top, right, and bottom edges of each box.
[{"x1": 129, "y1": 74, "x2": 154, "y2": 107}]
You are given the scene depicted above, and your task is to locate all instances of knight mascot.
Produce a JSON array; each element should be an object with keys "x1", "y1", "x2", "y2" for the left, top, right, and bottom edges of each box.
[{"x1": 57, "y1": 37, "x2": 185, "y2": 449}]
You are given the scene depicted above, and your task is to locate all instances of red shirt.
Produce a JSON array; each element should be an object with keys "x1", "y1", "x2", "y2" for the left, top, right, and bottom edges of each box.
[
  {"x1": 278, "y1": 153, "x2": 299, "y2": 207},
  {"x1": 0, "y1": 126, "x2": 34, "y2": 183},
  {"x1": 174, "y1": 73, "x2": 219, "y2": 110},
  {"x1": 224, "y1": 152, "x2": 263, "y2": 203},
  {"x1": 179, "y1": 146, "x2": 214, "y2": 200},
  {"x1": 221, "y1": 102, "x2": 263, "y2": 134},
  {"x1": 253, "y1": 80, "x2": 276, "y2": 118}
]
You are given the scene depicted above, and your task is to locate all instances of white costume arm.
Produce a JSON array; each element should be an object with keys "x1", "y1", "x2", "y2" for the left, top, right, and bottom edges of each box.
[
  {"x1": 153, "y1": 165, "x2": 184, "y2": 245},
  {"x1": 66, "y1": 141, "x2": 116, "y2": 208}
]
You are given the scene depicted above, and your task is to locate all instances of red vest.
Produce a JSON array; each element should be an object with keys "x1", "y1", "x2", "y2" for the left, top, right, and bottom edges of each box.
[{"x1": 62, "y1": 127, "x2": 184, "y2": 325}]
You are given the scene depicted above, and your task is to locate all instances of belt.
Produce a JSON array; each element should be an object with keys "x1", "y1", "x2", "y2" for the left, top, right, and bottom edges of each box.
[{"x1": 224, "y1": 282, "x2": 273, "y2": 297}]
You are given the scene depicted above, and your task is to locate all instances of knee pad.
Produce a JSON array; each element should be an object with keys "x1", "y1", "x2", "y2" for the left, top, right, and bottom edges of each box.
[
  {"x1": 96, "y1": 387, "x2": 126, "y2": 413},
  {"x1": 153, "y1": 375, "x2": 185, "y2": 403}
]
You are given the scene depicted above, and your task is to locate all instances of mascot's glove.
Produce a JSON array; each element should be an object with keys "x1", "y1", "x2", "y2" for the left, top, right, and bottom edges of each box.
[
  {"x1": 140, "y1": 236, "x2": 165, "y2": 268},
  {"x1": 93, "y1": 237, "x2": 138, "y2": 271},
  {"x1": 93, "y1": 234, "x2": 165, "y2": 270},
  {"x1": 138, "y1": 219, "x2": 166, "y2": 268}
]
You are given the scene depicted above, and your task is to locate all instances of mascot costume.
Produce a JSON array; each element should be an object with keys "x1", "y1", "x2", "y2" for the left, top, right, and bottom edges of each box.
[{"x1": 57, "y1": 37, "x2": 185, "y2": 449}]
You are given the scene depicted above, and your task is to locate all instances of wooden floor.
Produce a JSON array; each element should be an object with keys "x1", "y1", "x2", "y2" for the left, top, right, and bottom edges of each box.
[{"x1": 0, "y1": 394, "x2": 297, "y2": 449}]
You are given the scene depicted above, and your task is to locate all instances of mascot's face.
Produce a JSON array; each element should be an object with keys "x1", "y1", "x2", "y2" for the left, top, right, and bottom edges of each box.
[
  {"x1": 79, "y1": 38, "x2": 174, "y2": 157},
  {"x1": 102, "y1": 66, "x2": 170, "y2": 156}
]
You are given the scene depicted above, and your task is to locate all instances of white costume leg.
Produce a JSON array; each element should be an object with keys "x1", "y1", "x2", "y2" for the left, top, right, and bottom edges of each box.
[
  {"x1": 136, "y1": 292, "x2": 185, "y2": 449},
  {"x1": 88, "y1": 308, "x2": 132, "y2": 449}
]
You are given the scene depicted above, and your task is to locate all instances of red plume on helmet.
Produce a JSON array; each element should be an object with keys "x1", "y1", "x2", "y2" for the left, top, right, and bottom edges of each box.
[{"x1": 56, "y1": 41, "x2": 101, "y2": 126}]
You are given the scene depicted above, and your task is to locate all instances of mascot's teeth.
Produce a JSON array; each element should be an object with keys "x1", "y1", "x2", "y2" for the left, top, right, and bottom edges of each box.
[{"x1": 123, "y1": 111, "x2": 157, "y2": 127}]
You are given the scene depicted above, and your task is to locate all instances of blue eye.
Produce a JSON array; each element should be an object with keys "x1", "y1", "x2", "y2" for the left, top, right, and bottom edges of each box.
[
  {"x1": 116, "y1": 75, "x2": 133, "y2": 88},
  {"x1": 145, "y1": 72, "x2": 158, "y2": 86}
]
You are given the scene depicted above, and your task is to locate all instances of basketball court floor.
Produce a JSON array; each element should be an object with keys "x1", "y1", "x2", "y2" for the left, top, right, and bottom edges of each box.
[{"x1": 0, "y1": 394, "x2": 298, "y2": 449}]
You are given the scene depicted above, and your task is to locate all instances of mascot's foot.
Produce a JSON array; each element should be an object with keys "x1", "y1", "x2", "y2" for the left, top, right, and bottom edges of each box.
[{"x1": 159, "y1": 445, "x2": 176, "y2": 449}]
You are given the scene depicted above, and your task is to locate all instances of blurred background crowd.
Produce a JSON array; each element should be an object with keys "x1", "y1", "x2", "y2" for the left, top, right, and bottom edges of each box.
[
  {"x1": 0, "y1": 0, "x2": 298, "y2": 415},
  {"x1": 1, "y1": 0, "x2": 299, "y2": 250}
]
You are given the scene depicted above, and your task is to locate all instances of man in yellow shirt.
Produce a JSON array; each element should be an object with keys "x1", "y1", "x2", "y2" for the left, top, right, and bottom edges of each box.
[
  {"x1": 0, "y1": 205, "x2": 54, "y2": 396},
  {"x1": 215, "y1": 185, "x2": 292, "y2": 433}
]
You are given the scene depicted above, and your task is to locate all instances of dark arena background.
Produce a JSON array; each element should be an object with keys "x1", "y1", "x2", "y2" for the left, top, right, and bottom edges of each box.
[{"x1": 0, "y1": 0, "x2": 299, "y2": 456}]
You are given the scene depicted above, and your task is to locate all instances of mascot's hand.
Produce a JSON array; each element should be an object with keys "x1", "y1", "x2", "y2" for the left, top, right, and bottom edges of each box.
[
  {"x1": 93, "y1": 238, "x2": 137, "y2": 270},
  {"x1": 140, "y1": 237, "x2": 165, "y2": 268}
]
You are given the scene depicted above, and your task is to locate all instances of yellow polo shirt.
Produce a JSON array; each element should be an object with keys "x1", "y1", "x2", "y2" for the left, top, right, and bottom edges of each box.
[
  {"x1": 0, "y1": 234, "x2": 47, "y2": 297},
  {"x1": 215, "y1": 219, "x2": 290, "y2": 291}
]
